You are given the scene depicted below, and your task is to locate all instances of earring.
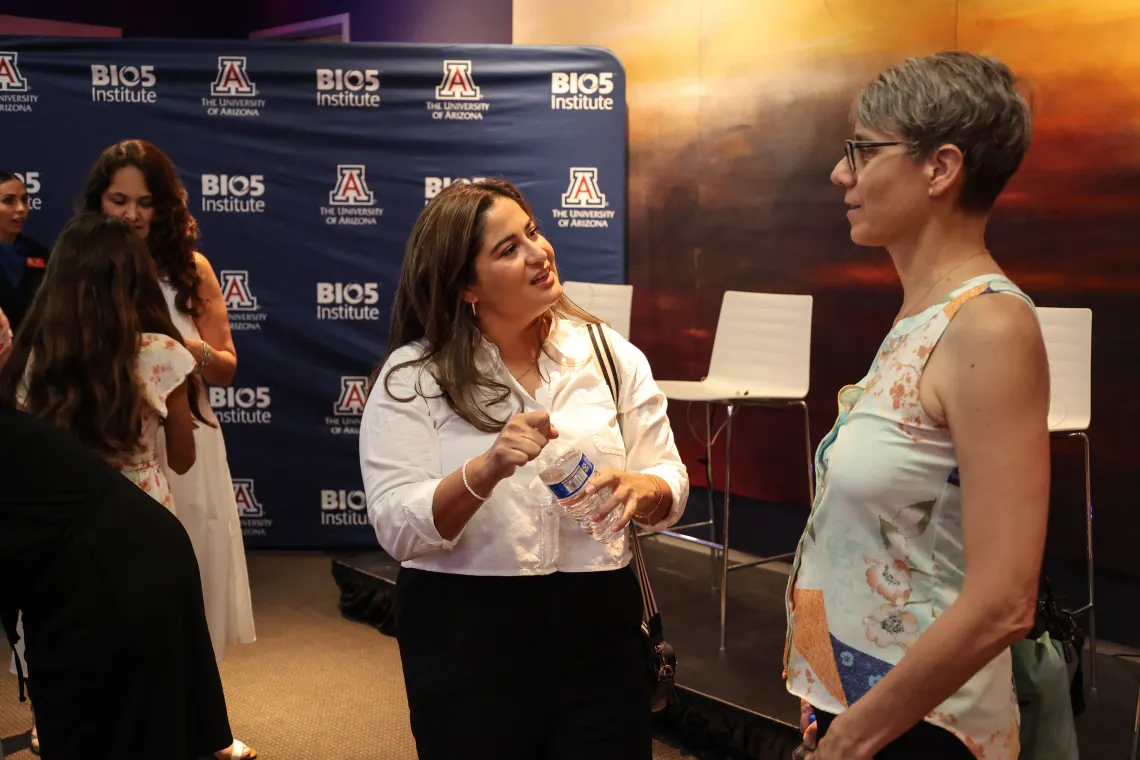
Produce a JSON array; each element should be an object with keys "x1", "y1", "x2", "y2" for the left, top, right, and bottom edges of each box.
[
  {"x1": 471, "y1": 301, "x2": 477, "y2": 317},
  {"x1": 928, "y1": 188, "x2": 934, "y2": 196}
]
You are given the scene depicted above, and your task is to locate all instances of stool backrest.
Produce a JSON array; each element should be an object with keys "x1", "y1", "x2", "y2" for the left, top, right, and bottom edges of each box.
[
  {"x1": 1037, "y1": 307, "x2": 1092, "y2": 431},
  {"x1": 562, "y1": 281, "x2": 633, "y2": 340},
  {"x1": 707, "y1": 291, "x2": 813, "y2": 399}
]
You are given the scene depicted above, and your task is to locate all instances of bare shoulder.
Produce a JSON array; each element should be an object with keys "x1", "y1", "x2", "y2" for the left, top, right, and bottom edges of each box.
[
  {"x1": 192, "y1": 251, "x2": 215, "y2": 277},
  {"x1": 942, "y1": 292, "x2": 1044, "y2": 361}
]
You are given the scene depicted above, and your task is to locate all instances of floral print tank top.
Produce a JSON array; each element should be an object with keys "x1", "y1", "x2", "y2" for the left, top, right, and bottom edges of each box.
[{"x1": 783, "y1": 275, "x2": 1035, "y2": 759}]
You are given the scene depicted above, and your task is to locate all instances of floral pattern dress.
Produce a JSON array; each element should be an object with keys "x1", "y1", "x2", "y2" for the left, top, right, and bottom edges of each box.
[
  {"x1": 782, "y1": 275, "x2": 1036, "y2": 760},
  {"x1": 104, "y1": 333, "x2": 197, "y2": 509}
]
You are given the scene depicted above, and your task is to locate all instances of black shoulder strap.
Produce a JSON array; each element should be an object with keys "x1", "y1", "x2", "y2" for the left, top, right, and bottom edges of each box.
[{"x1": 585, "y1": 323, "x2": 663, "y2": 632}]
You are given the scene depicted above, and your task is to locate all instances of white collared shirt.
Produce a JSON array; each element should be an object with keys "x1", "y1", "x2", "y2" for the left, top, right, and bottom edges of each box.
[{"x1": 359, "y1": 318, "x2": 689, "y2": 576}]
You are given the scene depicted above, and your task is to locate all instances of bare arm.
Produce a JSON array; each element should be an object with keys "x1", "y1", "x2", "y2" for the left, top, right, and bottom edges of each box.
[
  {"x1": 820, "y1": 295, "x2": 1050, "y2": 758},
  {"x1": 163, "y1": 380, "x2": 197, "y2": 475},
  {"x1": 185, "y1": 253, "x2": 238, "y2": 387}
]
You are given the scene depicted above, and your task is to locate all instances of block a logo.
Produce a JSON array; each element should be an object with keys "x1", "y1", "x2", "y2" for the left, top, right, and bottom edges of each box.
[
  {"x1": 0, "y1": 52, "x2": 35, "y2": 113},
  {"x1": 436, "y1": 60, "x2": 480, "y2": 100},
  {"x1": 212, "y1": 56, "x2": 256, "y2": 97},
  {"x1": 0, "y1": 52, "x2": 29, "y2": 92},
  {"x1": 219, "y1": 270, "x2": 267, "y2": 331},
  {"x1": 233, "y1": 478, "x2": 273, "y2": 537},
  {"x1": 204, "y1": 56, "x2": 265, "y2": 117},
  {"x1": 552, "y1": 167, "x2": 616, "y2": 229},
  {"x1": 326, "y1": 376, "x2": 367, "y2": 435},
  {"x1": 427, "y1": 60, "x2": 489, "y2": 121},
  {"x1": 321, "y1": 165, "x2": 382, "y2": 227}
]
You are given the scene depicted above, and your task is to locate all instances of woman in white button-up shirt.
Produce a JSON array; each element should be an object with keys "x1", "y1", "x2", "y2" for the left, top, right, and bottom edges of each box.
[{"x1": 360, "y1": 178, "x2": 688, "y2": 760}]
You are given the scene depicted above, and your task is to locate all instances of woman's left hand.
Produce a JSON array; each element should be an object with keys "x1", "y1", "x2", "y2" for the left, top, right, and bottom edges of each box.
[{"x1": 583, "y1": 469, "x2": 660, "y2": 532}]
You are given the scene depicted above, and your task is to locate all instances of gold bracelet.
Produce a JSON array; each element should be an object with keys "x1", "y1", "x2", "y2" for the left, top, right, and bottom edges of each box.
[{"x1": 635, "y1": 475, "x2": 665, "y2": 522}]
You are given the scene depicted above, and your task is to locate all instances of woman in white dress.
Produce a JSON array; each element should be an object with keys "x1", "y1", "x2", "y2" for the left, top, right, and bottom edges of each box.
[{"x1": 83, "y1": 140, "x2": 257, "y2": 668}]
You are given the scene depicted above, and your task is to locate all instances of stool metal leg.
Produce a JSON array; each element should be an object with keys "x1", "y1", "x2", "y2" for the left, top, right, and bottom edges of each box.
[
  {"x1": 719, "y1": 403, "x2": 735, "y2": 652},
  {"x1": 798, "y1": 399, "x2": 815, "y2": 504},
  {"x1": 707, "y1": 402, "x2": 719, "y2": 592},
  {"x1": 1071, "y1": 431, "x2": 1096, "y2": 693}
]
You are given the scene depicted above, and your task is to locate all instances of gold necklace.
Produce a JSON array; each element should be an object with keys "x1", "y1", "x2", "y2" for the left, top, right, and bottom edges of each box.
[{"x1": 896, "y1": 251, "x2": 987, "y2": 324}]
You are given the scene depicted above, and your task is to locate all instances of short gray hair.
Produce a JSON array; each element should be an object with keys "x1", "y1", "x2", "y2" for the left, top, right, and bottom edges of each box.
[{"x1": 853, "y1": 51, "x2": 1033, "y2": 212}]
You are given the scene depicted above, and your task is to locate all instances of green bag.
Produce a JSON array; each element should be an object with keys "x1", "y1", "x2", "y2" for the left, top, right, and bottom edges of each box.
[{"x1": 1012, "y1": 630, "x2": 1079, "y2": 760}]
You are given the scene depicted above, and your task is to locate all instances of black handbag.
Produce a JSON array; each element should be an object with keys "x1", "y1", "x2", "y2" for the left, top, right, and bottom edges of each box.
[
  {"x1": 1025, "y1": 576, "x2": 1087, "y2": 718},
  {"x1": 586, "y1": 322, "x2": 678, "y2": 712}
]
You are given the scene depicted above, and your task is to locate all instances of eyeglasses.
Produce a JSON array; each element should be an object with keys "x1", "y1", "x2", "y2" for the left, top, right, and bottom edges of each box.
[{"x1": 845, "y1": 140, "x2": 905, "y2": 173}]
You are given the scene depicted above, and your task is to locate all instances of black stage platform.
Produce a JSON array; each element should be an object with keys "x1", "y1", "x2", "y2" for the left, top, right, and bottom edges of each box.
[{"x1": 332, "y1": 539, "x2": 1140, "y2": 759}]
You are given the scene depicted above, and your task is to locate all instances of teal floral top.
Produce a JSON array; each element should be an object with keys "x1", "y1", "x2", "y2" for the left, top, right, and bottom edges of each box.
[{"x1": 783, "y1": 275, "x2": 1035, "y2": 760}]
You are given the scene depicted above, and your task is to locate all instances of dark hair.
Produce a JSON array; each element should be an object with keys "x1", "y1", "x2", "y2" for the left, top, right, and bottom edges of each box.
[
  {"x1": 0, "y1": 213, "x2": 211, "y2": 458},
  {"x1": 82, "y1": 140, "x2": 202, "y2": 318},
  {"x1": 0, "y1": 171, "x2": 18, "y2": 185},
  {"x1": 853, "y1": 51, "x2": 1034, "y2": 213},
  {"x1": 377, "y1": 178, "x2": 599, "y2": 433}
]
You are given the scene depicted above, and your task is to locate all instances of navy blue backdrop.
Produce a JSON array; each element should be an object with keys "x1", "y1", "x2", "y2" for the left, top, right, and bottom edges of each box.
[{"x1": 0, "y1": 37, "x2": 627, "y2": 549}]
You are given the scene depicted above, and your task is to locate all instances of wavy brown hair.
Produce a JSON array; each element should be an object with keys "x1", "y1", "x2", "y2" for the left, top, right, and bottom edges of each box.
[
  {"x1": 376, "y1": 178, "x2": 600, "y2": 433},
  {"x1": 82, "y1": 139, "x2": 202, "y2": 318},
  {"x1": 0, "y1": 213, "x2": 211, "y2": 458}
]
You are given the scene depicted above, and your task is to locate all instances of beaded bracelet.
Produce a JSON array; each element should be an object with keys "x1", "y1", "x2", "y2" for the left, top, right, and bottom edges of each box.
[{"x1": 461, "y1": 458, "x2": 489, "y2": 501}]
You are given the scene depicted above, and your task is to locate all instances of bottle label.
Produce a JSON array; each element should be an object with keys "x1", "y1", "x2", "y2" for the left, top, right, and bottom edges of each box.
[{"x1": 548, "y1": 454, "x2": 594, "y2": 500}]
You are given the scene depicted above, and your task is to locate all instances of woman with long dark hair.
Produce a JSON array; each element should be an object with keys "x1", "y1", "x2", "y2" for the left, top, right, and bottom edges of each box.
[
  {"x1": 0, "y1": 213, "x2": 256, "y2": 759},
  {"x1": 82, "y1": 140, "x2": 256, "y2": 664},
  {"x1": 361, "y1": 178, "x2": 689, "y2": 760}
]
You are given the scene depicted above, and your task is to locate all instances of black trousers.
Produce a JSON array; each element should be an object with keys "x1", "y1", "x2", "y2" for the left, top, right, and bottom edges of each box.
[
  {"x1": 813, "y1": 707, "x2": 975, "y2": 759},
  {"x1": 395, "y1": 566, "x2": 652, "y2": 760}
]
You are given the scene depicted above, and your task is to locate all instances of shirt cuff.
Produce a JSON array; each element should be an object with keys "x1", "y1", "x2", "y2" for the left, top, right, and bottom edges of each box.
[
  {"x1": 635, "y1": 464, "x2": 688, "y2": 532},
  {"x1": 398, "y1": 478, "x2": 461, "y2": 551}
]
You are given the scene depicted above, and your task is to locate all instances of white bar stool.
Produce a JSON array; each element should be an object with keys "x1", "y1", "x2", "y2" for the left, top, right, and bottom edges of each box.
[
  {"x1": 562, "y1": 281, "x2": 633, "y2": 340},
  {"x1": 1038, "y1": 306, "x2": 1096, "y2": 692},
  {"x1": 654, "y1": 291, "x2": 814, "y2": 651}
]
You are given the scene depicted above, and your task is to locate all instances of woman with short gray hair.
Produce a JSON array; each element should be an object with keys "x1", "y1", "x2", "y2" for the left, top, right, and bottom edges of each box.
[{"x1": 784, "y1": 52, "x2": 1049, "y2": 759}]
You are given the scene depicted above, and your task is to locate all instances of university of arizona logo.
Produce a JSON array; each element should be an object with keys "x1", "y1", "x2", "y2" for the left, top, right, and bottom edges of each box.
[
  {"x1": 329, "y1": 165, "x2": 375, "y2": 206},
  {"x1": 220, "y1": 270, "x2": 258, "y2": 311},
  {"x1": 220, "y1": 270, "x2": 267, "y2": 330},
  {"x1": 335, "y1": 377, "x2": 369, "y2": 417},
  {"x1": 435, "y1": 60, "x2": 480, "y2": 101},
  {"x1": 551, "y1": 167, "x2": 616, "y2": 230},
  {"x1": 212, "y1": 57, "x2": 257, "y2": 97},
  {"x1": 0, "y1": 52, "x2": 29, "y2": 92},
  {"x1": 562, "y1": 167, "x2": 607, "y2": 208},
  {"x1": 232, "y1": 479, "x2": 264, "y2": 518}
]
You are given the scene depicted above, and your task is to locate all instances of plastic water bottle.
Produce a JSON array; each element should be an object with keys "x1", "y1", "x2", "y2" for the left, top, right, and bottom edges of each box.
[{"x1": 536, "y1": 440, "x2": 624, "y2": 543}]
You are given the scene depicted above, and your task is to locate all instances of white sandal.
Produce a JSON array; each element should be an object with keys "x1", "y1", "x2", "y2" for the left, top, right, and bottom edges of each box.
[
  {"x1": 215, "y1": 739, "x2": 258, "y2": 760},
  {"x1": 29, "y1": 721, "x2": 39, "y2": 756}
]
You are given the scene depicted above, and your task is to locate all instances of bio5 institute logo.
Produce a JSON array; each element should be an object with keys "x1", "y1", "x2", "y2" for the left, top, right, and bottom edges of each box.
[
  {"x1": 209, "y1": 386, "x2": 272, "y2": 425},
  {"x1": 316, "y1": 282, "x2": 381, "y2": 321},
  {"x1": 220, "y1": 270, "x2": 267, "y2": 331},
  {"x1": 12, "y1": 172, "x2": 42, "y2": 211},
  {"x1": 203, "y1": 56, "x2": 265, "y2": 117},
  {"x1": 550, "y1": 71, "x2": 615, "y2": 111},
  {"x1": 0, "y1": 52, "x2": 36, "y2": 113},
  {"x1": 320, "y1": 165, "x2": 383, "y2": 226},
  {"x1": 426, "y1": 60, "x2": 489, "y2": 121},
  {"x1": 316, "y1": 68, "x2": 380, "y2": 108},
  {"x1": 424, "y1": 176, "x2": 485, "y2": 206},
  {"x1": 552, "y1": 167, "x2": 615, "y2": 229},
  {"x1": 200, "y1": 174, "x2": 266, "y2": 214},
  {"x1": 90, "y1": 64, "x2": 157, "y2": 104},
  {"x1": 233, "y1": 479, "x2": 273, "y2": 537},
  {"x1": 326, "y1": 376, "x2": 367, "y2": 435},
  {"x1": 320, "y1": 489, "x2": 369, "y2": 527}
]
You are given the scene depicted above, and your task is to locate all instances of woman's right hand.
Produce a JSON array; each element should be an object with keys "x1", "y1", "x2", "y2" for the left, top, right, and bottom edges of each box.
[
  {"x1": 481, "y1": 410, "x2": 559, "y2": 481},
  {"x1": 800, "y1": 699, "x2": 818, "y2": 749}
]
